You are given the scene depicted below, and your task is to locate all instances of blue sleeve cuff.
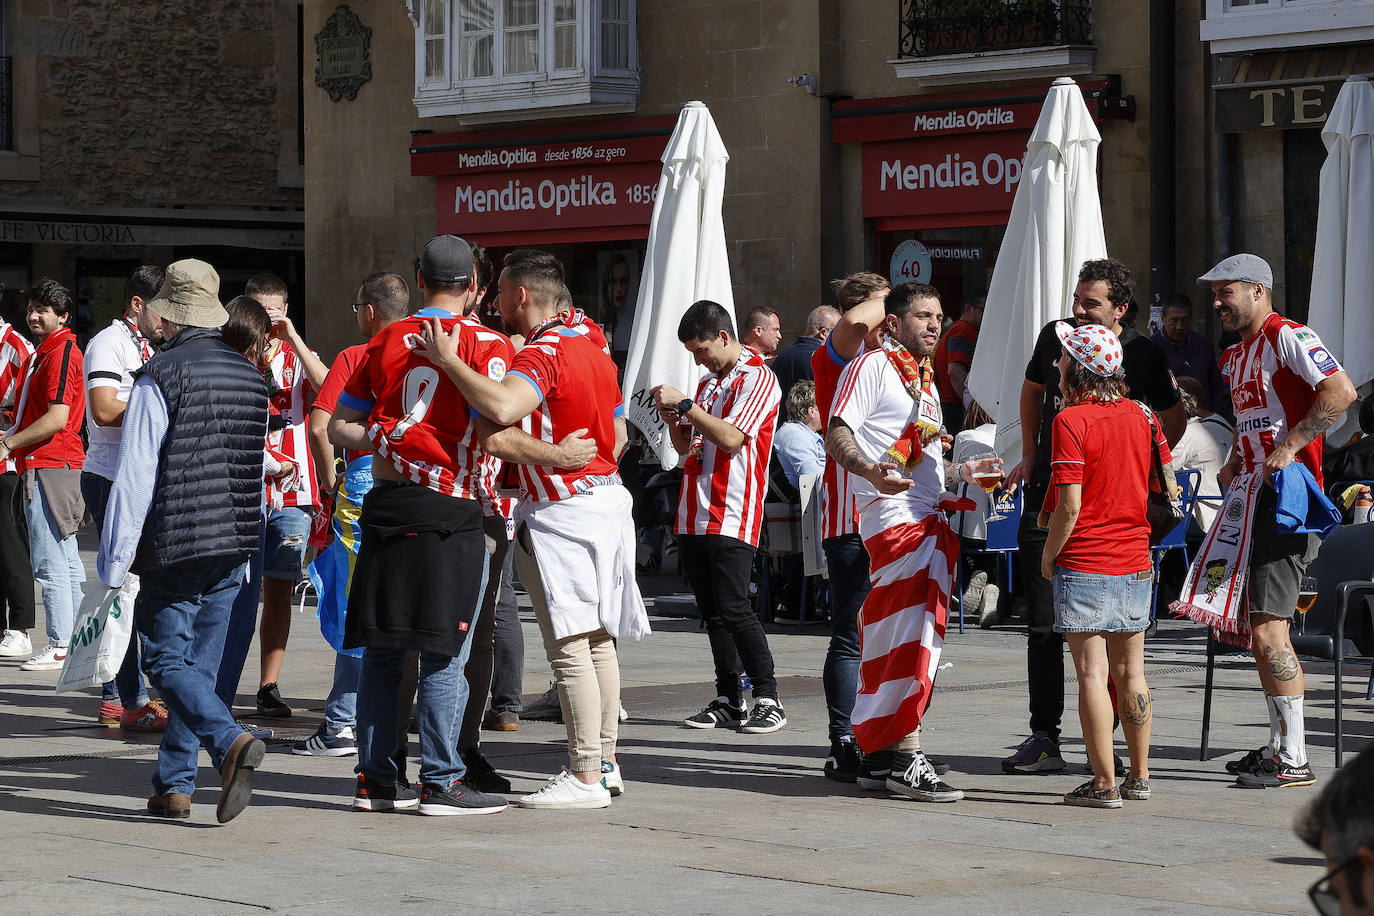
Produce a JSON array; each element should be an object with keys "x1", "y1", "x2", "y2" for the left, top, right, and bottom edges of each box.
[
  {"x1": 336, "y1": 390, "x2": 373, "y2": 413},
  {"x1": 507, "y1": 370, "x2": 544, "y2": 402},
  {"x1": 825, "y1": 335, "x2": 852, "y2": 366},
  {"x1": 613, "y1": 404, "x2": 625, "y2": 419}
]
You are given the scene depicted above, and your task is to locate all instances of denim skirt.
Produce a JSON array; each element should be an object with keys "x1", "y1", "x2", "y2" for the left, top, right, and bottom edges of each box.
[{"x1": 1052, "y1": 566, "x2": 1152, "y2": 634}]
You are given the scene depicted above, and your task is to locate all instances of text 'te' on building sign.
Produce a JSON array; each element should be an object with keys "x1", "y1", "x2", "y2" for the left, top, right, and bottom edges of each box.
[{"x1": 314, "y1": 4, "x2": 372, "y2": 102}]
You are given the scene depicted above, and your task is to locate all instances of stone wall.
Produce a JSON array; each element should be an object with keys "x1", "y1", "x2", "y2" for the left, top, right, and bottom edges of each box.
[
  {"x1": 4, "y1": 0, "x2": 301, "y2": 209},
  {"x1": 304, "y1": 0, "x2": 1191, "y2": 357}
]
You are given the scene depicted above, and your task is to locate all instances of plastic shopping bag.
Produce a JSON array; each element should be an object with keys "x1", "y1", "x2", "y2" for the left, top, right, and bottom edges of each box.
[{"x1": 55, "y1": 574, "x2": 139, "y2": 694}]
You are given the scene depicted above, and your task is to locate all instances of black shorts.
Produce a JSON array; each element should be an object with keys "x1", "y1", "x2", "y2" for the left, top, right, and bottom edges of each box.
[{"x1": 1247, "y1": 486, "x2": 1321, "y2": 620}]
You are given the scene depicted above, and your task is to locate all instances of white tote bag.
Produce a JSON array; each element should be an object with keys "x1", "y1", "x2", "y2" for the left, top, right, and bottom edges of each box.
[{"x1": 55, "y1": 574, "x2": 139, "y2": 694}]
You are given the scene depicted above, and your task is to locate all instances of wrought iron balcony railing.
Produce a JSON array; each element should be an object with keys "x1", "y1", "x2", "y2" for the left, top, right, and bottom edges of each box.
[
  {"x1": 898, "y1": 0, "x2": 1092, "y2": 58},
  {"x1": 0, "y1": 58, "x2": 12, "y2": 151}
]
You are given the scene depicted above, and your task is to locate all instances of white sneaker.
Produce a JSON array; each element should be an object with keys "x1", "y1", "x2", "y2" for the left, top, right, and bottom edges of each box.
[
  {"x1": 0, "y1": 629, "x2": 32, "y2": 657},
  {"x1": 20, "y1": 642, "x2": 67, "y2": 671},
  {"x1": 600, "y1": 760, "x2": 624, "y2": 797},
  {"x1": 516, "y1": 768, "x2": 612, "y2": 809}
]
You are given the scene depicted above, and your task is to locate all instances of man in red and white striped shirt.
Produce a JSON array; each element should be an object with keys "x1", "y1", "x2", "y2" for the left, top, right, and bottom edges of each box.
[
  {"x1": 651, "y1": 300, "x2": 786, "y2": 736},
  {"x1": 244, "y1": 273, "x2": 328, "y2": 718},
  {"x1": 0, "y1": 294, "x2": 35, "y2": 661},
  {"x1": 809, "y1": 272, "x2": 888, "y2": 783},
  {"x1": 417, "y1": 247, "x2": 645, "y2": 810}
]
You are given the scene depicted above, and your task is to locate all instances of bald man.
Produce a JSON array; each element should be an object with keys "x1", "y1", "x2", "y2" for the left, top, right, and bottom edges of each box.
[{"x1": 772, "y1": 306, "x2": 840, "y2": 402}]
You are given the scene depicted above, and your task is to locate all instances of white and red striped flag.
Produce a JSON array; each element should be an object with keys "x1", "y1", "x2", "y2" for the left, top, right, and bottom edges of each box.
[{"x1": 851, "y1": 514, "x2": 958, "y2": 753}]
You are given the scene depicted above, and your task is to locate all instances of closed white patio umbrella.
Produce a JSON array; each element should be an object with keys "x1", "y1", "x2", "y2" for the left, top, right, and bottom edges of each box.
[
  {"x1": 622, "y1": 101, "x2": 734, "y2": 470},
  {"x1": 966, "y1": 77, "x2": 1107, "y2": 461},
  {"x1": 1307, "y1": 75, "x2": 1374, "y2": 442}
]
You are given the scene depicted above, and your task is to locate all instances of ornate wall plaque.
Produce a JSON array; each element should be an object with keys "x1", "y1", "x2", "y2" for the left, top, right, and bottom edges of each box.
[{"x1": 314, "y1": 5, "x2": 372, "y2": 102}]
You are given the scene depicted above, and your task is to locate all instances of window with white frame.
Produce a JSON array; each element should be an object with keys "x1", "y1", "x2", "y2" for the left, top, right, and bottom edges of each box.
[
  {"x1": 1201, "y1": 0, "x2": 1374, "y2": 53},
  {"x1": 412, "y1": 0, "x2": 638, "y2": 122}
]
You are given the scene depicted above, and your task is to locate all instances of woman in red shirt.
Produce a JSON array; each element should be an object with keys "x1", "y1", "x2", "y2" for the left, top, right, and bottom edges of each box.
[{"x1": 1041, "y1": 322, "x2": 1171, "y2": 809}]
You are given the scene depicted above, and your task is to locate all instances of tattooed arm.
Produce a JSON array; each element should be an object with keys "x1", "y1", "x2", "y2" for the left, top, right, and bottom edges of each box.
[
  {"x1": 825, "y1": 418, "x2": 912, "y2": 495},
  {"x1": 1264, "y1": 371, "x2": 1357, "y2": 477}
]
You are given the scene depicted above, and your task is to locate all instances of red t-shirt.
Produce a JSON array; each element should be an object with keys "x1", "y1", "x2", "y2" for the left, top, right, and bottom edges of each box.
[
  {"x1": 15, "y1": 327, "x2": 85, "y2": 470},
  {"x1": 1043, "y1": 398, "x2": 1172, "y2": 575},
  {"x1": 339, "y1": 313, "x2": 510, "y2": 500},
  {"x1": 506, "y1": 311, "x2": 623, "y2": 502},
  {"x1": 315, "y1": 344, "x2": 367, "y2": 464},
  {"x1": 811, "y1": 335, "x2": 860, "y2": 539},
  {"x1": 934, "y1": 318, "x2": 977, "y2": 403}
]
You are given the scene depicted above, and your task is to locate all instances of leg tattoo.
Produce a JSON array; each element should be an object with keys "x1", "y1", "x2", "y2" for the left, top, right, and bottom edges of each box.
[
  {"x1": 1263, "y1": 646, "x2": 1300, "y2": 682},
  {"x1": 1121, "y1": 691, "x2": 1151, "y2": 726}
]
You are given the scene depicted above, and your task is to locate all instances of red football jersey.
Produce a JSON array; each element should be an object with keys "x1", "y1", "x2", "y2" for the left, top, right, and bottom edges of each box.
[
  {"x1": 811, "y1": 335, "x2": 861, "y2": 539},
  {"x1": 340, "y1": 312, "x2": 511, "y2": 500},
  {"x1": 506, "y1": 311, "x2": 623, "y2": 502}
]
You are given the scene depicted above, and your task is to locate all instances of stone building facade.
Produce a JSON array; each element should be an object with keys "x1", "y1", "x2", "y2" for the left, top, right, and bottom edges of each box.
[
  {"x1": 302, "y1": 0, "x2": 1211, "y2": 362},
  {"x1": 0, "y1": 0, "x2": 304, "y2": 332}
]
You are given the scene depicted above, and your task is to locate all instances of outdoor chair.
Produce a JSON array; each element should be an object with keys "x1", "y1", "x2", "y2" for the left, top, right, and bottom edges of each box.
[
  {"x1": 953, "y1": 488, "x2": 1021, "y2": 633},
  {"x1": 1199, "y1": 521, "x2": 1374, "y2": 767},
  {"x1": 1150, "y1": 468, "x2": 1201, "y2": 622}
]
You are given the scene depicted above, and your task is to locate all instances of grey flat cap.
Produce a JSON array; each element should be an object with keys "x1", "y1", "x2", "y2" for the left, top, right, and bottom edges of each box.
[{"x1": 1197, "y1": 253, "x2": 1273, "y2": 289}]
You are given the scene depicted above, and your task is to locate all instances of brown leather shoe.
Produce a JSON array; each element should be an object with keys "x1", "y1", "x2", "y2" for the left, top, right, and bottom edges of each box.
[
  {"x1": 482, "y1": 709, "x2": 519, "y2": 732},
  {"x1": 217, "y1": 733, "x2": 265, "y2": 824},
  {"x1": 146, "y1": 792, "x2": 191, "y2": 819}
]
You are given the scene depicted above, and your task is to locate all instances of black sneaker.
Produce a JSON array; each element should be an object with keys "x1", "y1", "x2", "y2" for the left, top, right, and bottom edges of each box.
[
  {"x1": 926, "y1": 756, "x2": 952, "y2": 777},
  {"x1": 1113, "y1": 754, "x2": 1127, "y2": 778},
  {"x1": 353, "y1": 773, "x2": 420, "y2": 812},
  {"x1": 683, "y1": 696, "x2": 746, "y2": 729},
  {"x1": 1000, "y1": 732, "x2": 1065, "y2": 774},
  {"x1": 418, "y1": 780, "x2": 508, "y2": 815},
  {"x1": 460, "y1": 748, "x2": 512, "y2": 794},
  {"x1": 740, "y1": 699, "x2": 787, "y2": 734},
  {"x1": 887, "y1": 751, "x2": 964, "y2": 802},
  {"x1": 823, "y1": 735, "x2": 860, "y2": 783},
  {"x1": 1225, "y1": 746, "x2": 1272, "y2": 776},
  {"x1": 1235, "y1": 757, "x2": 1316, "y2": 789},
  {"x1": 522, "y1": 681, "x2": 564, "y2": 722},
  {"x1": 856, "y1": 750, "x2": 893, "y2": 791},
  {"x1": 255, "y1": 682, "x2": 292, "y2": 718}
]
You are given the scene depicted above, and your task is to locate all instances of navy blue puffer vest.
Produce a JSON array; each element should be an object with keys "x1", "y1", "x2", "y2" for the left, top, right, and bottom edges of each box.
[{"x1": 133, "y1": 327, "x2": 267, "y2": 573}]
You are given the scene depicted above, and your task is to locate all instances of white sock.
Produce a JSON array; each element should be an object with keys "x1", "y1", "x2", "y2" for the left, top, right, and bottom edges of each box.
[
  {"x1": 1272, "y1": 695, "x2": 1307, "y2": 766},
  {"x1": 755, "y1": 697, "x2": 779, "y2": 708},
  {"x1": 1264, "y1": 691, "x2": 1280, "y2": 758}
]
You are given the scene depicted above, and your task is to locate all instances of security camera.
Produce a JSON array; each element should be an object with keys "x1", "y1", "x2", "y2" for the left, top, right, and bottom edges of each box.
[{"x1": 787, "y1": 73, "x2": 818, "y2": 96}]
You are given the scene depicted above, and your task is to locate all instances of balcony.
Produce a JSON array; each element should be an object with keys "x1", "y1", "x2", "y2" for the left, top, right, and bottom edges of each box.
[{"x1": 890, "y1": 0, "x2": 1095, "y2": 87}]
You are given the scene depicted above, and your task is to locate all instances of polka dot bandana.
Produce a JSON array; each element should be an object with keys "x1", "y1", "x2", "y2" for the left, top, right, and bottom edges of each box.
[{"x1": 1054, "y1": 321, "x2": 1123, "y2": 378}]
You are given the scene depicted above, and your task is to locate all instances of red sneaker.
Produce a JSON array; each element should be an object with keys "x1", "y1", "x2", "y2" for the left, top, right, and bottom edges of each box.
[
  {"x1": 97, "y1": 699, "x2": 123, "y2": 726},
  {"x1": 121, "y1": 699, "x2": 169, "y2": 731}
]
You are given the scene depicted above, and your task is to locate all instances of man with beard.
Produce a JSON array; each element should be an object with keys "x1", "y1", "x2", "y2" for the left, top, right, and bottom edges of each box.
[
  {"x1": 825, "y1": 281, "x2": 996, "y2": 802},
  {"x1": 1175, "y1": 254, "x2": 1355, "y2": 789}
]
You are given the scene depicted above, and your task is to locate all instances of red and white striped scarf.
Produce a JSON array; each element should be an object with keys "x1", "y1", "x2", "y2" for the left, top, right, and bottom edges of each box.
[
  {"x1": 851, "y1": 512, "x2": 959, "y2": 753},
  {"x1": 1170, "y1": 471, "x2": 1264, "y2": 649}
]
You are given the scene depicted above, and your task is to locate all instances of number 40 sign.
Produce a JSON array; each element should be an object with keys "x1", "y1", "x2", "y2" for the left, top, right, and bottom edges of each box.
[{"x1": 889, "y1": 239, "x2": 932, "y2": 285}]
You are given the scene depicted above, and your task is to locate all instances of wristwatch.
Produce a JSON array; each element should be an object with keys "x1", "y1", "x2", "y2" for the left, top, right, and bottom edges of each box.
[{"x1": 676, "y1": 398, "x2": 695, "y2": 417}]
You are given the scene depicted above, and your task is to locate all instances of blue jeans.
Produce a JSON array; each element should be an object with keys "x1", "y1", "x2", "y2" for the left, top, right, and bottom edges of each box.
[
  {"x1": 135, "y1": 555, "x2": 249, "y2": 796},
  {"x1": 24, "y1": 473, "x2": 83, "y2": 646},
  {"x1": 216, "y1": 511, "x2": 266, "y2": 708},
  {"x1": 822, "y1": 535, "x2": 869, "y2": 740},
  {"x1": 1052, "y1": 566, "x2": 1152, "y2": 634},
  {"x1": 83, "y1": 472, "x2": 148, "y2": 708},
  {"x1": 323, "y1": 652, "x2": 363, "y2": 732},
  {"x1": 355, "y1": 561, "x2": 488, "y2": 788}
]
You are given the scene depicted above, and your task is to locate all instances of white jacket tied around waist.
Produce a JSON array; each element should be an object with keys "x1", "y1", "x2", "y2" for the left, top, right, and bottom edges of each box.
[{"x1": 516, "y1": 484, "x2": 650, "y2": 643}]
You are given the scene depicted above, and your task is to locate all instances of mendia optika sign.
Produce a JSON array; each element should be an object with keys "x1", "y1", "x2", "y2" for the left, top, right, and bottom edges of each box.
[
  {"x1": 832, "y1": 82, "x2": 1107, "y2": 228},
  {"x1": 410, "y1": 116, "x2": 677, "y2": 245}
]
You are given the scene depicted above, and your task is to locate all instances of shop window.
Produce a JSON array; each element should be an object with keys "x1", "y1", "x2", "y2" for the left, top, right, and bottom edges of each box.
[
  {"x1": 1202, "y1": 0, "x2": 1374, "y2": 53},
  {"x1": 410, "y1": 0, "x2": 639, "y2": 123},
  {"x1": 892, "y1": 0, "x2": 1095, "y2": 87}
]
